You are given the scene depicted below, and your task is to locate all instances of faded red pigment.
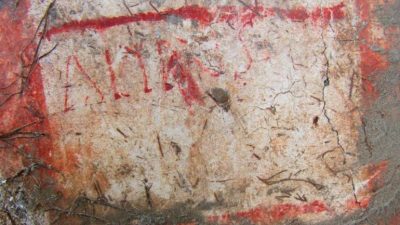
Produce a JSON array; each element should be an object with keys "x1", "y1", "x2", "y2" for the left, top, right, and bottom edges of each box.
[
  {"x1": 47, "y1": 3, "x2": 346, "y2": 109},
  {"x1": 208, "y1": 200, "x2": 328, "y2": 224},
  {"x1": 46, "y1": 5, "x2": 213, "y2": 38},
  {"x1": 156, "y1": 40, "x2": 175, "y2": 91},
  {"x1": 46, "y1": 3, "x2": 346, "y2": 39},
  {"x1": 161, "y1": 58, "x2": 174, "y2": 91},
  {"x1": 63, "y1": 43, "x2": 208, "y2": 106},
  {"x1": 167, "y1": 51, "x2": 204, "y2": 106},
  {"x1": 193, "y1": 57, "x2": 220, "y2": 77},
  {"x1": 346, "y1": 161, "x2": 388, "y2": 211},
  {"x1": 0, "y1": 0, "x2": 56, "y2": 176},
  {"x1": 63, "y1": 56, "x2": 73, "y2": 112},
  {"x1": 73, "y1": 55, "x2": 105, "y2": 102},
  {"x1": 281, "y1": 7, "x2": 309, "y2": 22},
  {"x1": 105, "y1": 49, "x2": 131, "y2": 98},
  {"x1": 362, "y1": 160, "x2": 388, "y2": 194},
  {"x1": 106, "y1": 49, "x2": 121, "y2": 99},
  {"x1": 356, "y1": 0, "x2": 389, "y2": 104},
  {"x1": 125, "y1": 46, "x2": 153, "y2": 93}
]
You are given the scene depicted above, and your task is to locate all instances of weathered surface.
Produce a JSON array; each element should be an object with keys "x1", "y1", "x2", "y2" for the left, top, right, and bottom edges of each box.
[{"x1": 0, "y1": 0, "x2": 399, "y2": 224}]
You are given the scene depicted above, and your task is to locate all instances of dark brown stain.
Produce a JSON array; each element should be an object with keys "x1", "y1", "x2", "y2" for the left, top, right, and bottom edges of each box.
[{"x1": 208, "y1": 87, "x2": 231, "y2": 111}]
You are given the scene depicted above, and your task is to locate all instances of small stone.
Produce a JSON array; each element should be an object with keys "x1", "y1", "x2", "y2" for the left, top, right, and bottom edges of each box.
[
  {"x1": 324, "y1": 77, "x2": 330, "y2": 86},
  {"x1": 210, "y1": 88, "x2": 229, "y2": 104},
  {"x1": 210, "y1": 87, "x2": 230, "y2": 111}
]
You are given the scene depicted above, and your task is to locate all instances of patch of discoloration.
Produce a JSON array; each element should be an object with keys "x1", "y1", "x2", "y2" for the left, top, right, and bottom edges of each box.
[
  {"x1": 31, "y1": 0, "x2": 364, "y2": 223},
  {"x1": 315, "y1": 0, "x2": 400, "y2": 224}
]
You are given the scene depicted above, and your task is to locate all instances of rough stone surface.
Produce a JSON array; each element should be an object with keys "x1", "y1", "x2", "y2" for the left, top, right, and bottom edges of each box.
[{"x1": 0, "y1": 0, "x2": 398, "y2": 224}]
